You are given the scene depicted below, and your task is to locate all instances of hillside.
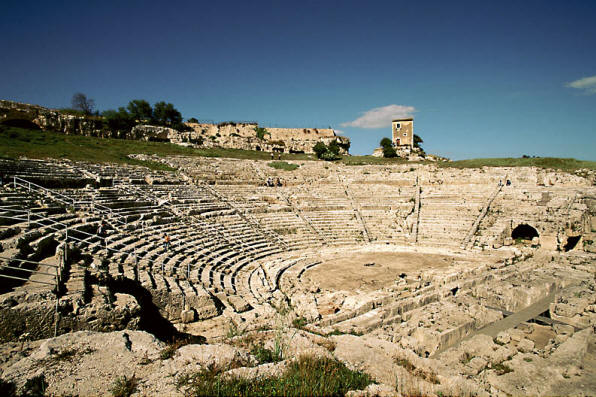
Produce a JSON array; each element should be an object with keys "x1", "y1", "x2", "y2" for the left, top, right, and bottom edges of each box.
[{"x1": 2, "y1": 125, "x2": 595, "y2": 172}]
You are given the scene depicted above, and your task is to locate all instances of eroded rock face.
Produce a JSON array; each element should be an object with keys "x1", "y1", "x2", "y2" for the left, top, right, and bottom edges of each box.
[{"x1": 0, "y1": 290, "x2": 141, "y2": 343}]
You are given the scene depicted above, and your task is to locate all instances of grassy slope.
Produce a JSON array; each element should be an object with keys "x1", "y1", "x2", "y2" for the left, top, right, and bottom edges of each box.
[
  {"x1": 0, "y1": 126, "x2": 315, "y2": 170},
  {"x1": 1, "y1": 126, "x2": 593, "y2": 171},
  {"x1": 440, "y1": 157, "x2": 596, "y2": 171}
]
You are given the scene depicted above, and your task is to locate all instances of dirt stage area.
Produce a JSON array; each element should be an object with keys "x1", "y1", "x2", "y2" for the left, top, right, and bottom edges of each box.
[{"x1": 303, "y1": 248, "x2": 504, "y2": 292}]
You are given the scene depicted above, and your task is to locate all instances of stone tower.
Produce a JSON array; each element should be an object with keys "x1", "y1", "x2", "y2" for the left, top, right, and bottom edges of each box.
[{"x1": 392, "y1": 118, "x2": 414, "y2": 147}]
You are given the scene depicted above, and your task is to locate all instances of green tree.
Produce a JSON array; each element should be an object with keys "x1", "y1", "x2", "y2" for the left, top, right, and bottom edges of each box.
[
  {"x1": 313, "y1": 142, "x2": 328, "y2": 159},
  {"x1": 187, "y1": 117, "x2": 199, "y2": 123},
  {"x1": 328, "y1": 140, "x2": 340, "y2": 155},
  {"x1": 254, "y1": 127, "x2": 270, "y2": 140},
  {"x1": 153, "y1": 101, "x2": 183, "y2": 127},
  {"x1": 414, "y1": 134, "x2": 423, "y2": 148},
  {"x1": 127, "y1": 100, "x2": 153, "y2": 123},
  {"x1": 71, "y1": 93, "x2": 95, "y2": 115},
  {"x1": 380, "y1": 137, "x2": 393, "y2": 148},
  {"x1": 383, "y1": 146, "x2": 397, "y2": 158},
  {"x1": 102, "y1": 107, "x2": 135, "y2": 131}
]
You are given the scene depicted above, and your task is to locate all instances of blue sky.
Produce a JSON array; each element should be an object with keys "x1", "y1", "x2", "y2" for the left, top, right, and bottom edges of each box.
[{"x1": 1, "y1": 0, "x2": 595, "y2": 159}]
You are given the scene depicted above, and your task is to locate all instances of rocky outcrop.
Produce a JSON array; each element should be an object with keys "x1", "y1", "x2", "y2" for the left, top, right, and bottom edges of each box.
[
  {"x1": 184, "y1": 122, "x2": 350, "y2": 154},
  {"x1": 1, "y1": 100, "x2": 351, "y2": 154},
  {"x1": 130, "y1": 125, "x2": 179, "y2": 141},
  {"x1": 0, "y1": 100, "x2": 107, "y2": 137}
]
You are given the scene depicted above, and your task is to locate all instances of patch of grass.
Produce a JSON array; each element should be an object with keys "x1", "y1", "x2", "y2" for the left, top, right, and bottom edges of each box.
[
  {"x1": 327, "y1": 328, "x2": 363, "y2": 336},
  {"x1": 292, "y1": 317, "x2": 308, "y2": 329},
  {"x1": 159, "y1": 337, "x2": 194, "y2": 360},
  {"x1": 523, "y1": 357, "x2": 533, "y2": 362},
  {"x1": 493, "y1": 363, "x2": 513, "y2": 375},
  {"x1": 110, "y1": 375, "x2": 138, "y2": 397},
  {"x1": 226, "y1": 322, "x2": 244, "y2": 339},
  {"x1": 268, "y1": 161, "x2": 299, "y2": 171},
  {"x1": 250, "y1": 344, "x2": 283, "y2": 364},
  {"x1": 439, "y1": 157, "x2": 596, "y2": 172},
  {"x1": 176, "y1": 356, "x2": 373, "y2": 397},
  {"x1": 340, "y1": 155, "x2": 412, "y2": 166},
  {"x1": 395, "y1": 357, "x2": 440, "y2": 384},
  {"x1": 273, "y1": 227, "x2": 297, "y2": 235},
  {"x1": 0, "y1": 126, "x2": 313, "y2": 169}
]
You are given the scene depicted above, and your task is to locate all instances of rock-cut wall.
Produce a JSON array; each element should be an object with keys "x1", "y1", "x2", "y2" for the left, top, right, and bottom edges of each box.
[{"x1": 183, "y1": 123, "x2": 350, "y2": 154}]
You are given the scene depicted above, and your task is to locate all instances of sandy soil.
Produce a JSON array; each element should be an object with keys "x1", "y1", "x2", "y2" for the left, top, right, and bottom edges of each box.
[{"x1": 304, "y1": 250, "x2": 492, "y2": 292}]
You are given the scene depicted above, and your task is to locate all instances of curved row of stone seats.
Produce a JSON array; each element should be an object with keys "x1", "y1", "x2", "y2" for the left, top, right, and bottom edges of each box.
[
  {"x1": 302, "y1": 210, "x2": 366, "y2": 244},
  {"x1": 76, "y1": 163, "x2": 155, "y2": 184},
  {"x1": 359, "y1": 209, "x2": 411, "y2": 244},
  {"x1": 416, "y1": 187, "x2": 491, "y2": 247},
  {"x1": 212, "y1": 185, "x2": 275, "y2": 211},
  {"x1": 289, "y1": 184, "x2": 353, "y2": 210},
  {"x1": 95, "y1": 211, "x2": 280, "y2": 307},
  {"x1": 69, "y1": 219, "x2": 222, "y2": 323},
  {"x1": 348, "y1": 184, "x2": 417, "y2": 243},
  {"x1": 140, "y1": 184, "x2": 233, "y2": 215},
  {"x1": 253, "y1": 211, "x2": 321, "y2": 249},
  {"x1": 0, "y1": 159, "x2": 84, "y2": 182},
  {"x1": 267, "y1": 255, "x2": 316, "y2": 290}
]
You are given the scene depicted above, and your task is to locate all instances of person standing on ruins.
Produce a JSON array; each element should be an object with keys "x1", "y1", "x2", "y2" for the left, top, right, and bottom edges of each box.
[{"x1": 163, "y1": 234, "x2": 171, "y2": 251}]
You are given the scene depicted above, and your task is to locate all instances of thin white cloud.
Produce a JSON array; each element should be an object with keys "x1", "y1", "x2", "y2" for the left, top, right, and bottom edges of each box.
[
  {"x1": 341, "y1": 104, "x2": 416, "y2": 129},
  {"x1": 565, "y1": 75, "x2": 596, "y2": 95}
]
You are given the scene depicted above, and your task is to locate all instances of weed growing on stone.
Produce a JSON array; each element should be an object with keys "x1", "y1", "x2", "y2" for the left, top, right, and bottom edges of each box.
[
  {"x1": 110, "y1": 374, "x2": 138, "y2": 397},
  {"x1": 492, "y1": 363, "x2": 513, "y2": 375},
  {"x1": 250, "y1": 343, "x2": 283, "y2": 364},
  {"x1": 268, "y1": 161, "x2": 299, "y2": 171},
  {"x1": 160, "y1": 337, "x2": 194, "y2": 360},
  {"x1": 176, "y1": 356, "x2": 373, "y2": 397}
]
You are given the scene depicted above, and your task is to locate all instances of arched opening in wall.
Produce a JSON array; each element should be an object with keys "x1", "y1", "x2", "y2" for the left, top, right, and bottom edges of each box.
[
  {"x1": 563, "y1": 236, "x2": 581, "y2": 252},
  {"x1": 255, "y1": 146, "x2": 261, "y2": 151},
  {"x1": 511, "y1": 224, "x2": 539, "y2": 241}
]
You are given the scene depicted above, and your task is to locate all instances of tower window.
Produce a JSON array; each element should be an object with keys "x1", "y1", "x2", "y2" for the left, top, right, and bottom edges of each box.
[{"x1": 395, "y1": 123, "x2": 401, "y2": 129}]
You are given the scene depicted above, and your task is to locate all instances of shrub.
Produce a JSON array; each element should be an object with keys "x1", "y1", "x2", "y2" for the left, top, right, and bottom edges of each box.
[
  {"x1": 320, "y1": 151, "x2": 340, "y2": 161},
  {"x1": 255, "y1": 127, "x2": 270, "y2": 140},
  {"x1": 383, "y1": 146, "x2": 397, "y2": 158},
  {"x1": 187, "y1": 117, "x2": 199, "y2": 123},
  {"x1": 380, "y1": 137, "x2": 393, "y2": 148},
  {"x1": 328, "y1": 139, "x2": 340, "y2": 155},
  {"x1": 110, "y1": 375, "x2": 138, "y2": 397},
  {"x1": 313, "y1": 142, "x2": 328, "y2": 158}
]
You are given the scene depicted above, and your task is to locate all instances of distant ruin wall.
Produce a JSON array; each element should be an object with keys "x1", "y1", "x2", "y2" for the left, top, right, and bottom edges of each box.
[
  {"x1": 0, "y1": 100, "x2": 349, "y2": 154},
  {"x1": 184, "y1": 123, "x2": 348, "y2": 154}
]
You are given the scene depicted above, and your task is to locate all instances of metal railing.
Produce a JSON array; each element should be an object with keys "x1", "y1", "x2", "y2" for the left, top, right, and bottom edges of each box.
[
  {"x1": 3, "y1": 178, "x2": 282, "y2": 285},
  {"x1": 11, "y1": 176, "x2": 126, "y2": 227}
]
